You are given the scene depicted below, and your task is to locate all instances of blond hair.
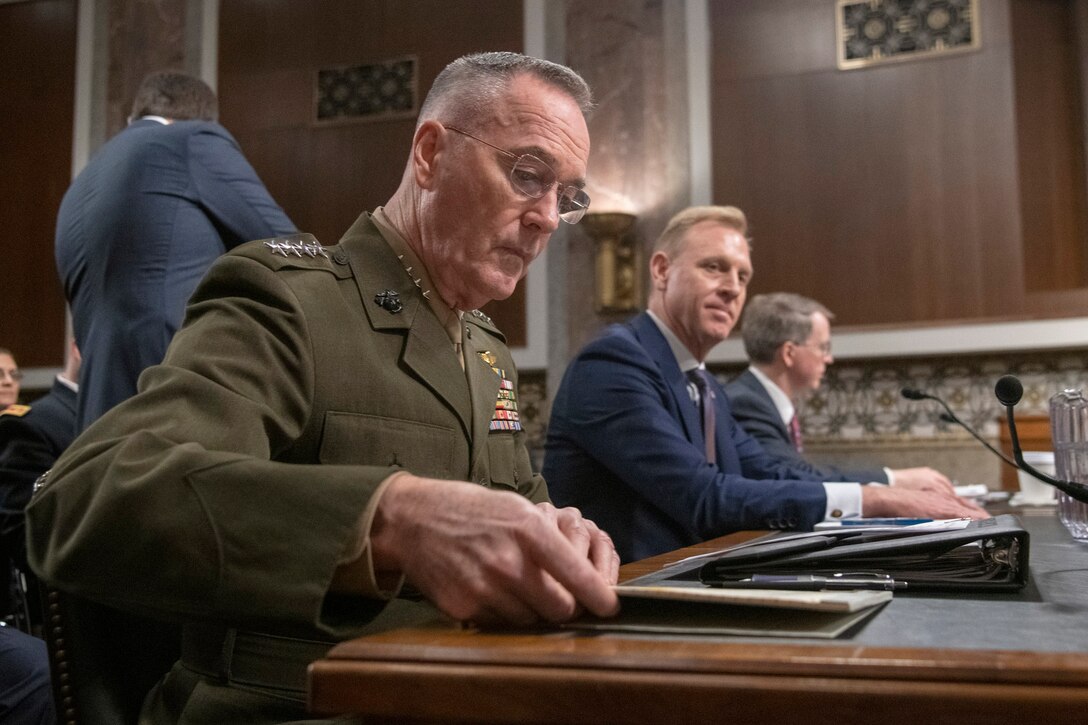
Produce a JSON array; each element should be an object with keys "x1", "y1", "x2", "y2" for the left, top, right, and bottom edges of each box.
[{"x1": 653, "y1": 205, "x2": 749, "y2": 259}]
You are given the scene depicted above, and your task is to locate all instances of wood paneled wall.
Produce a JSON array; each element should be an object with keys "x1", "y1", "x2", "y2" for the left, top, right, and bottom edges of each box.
[
  {"x1": 104, "y1": 0, "x2": 189, "y2": 139},
  {"x1": 217, "y1": 0, "x2": 527, "y2": 343},
  {"x1": 0, "y1": 0, "x2": 76, "y2": 369},
  {"x1": 1012, "y1": 0, "x2": 1088, "y2": 294},
  {"x1": 10, "y1": 0, "x2": 1088, "y2": 373},
  {"x1": 709, "y1": 0, "x2": 1088, "y2": 328}
]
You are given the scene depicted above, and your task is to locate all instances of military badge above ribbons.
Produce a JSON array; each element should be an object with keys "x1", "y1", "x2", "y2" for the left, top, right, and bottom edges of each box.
[{"x1": 478, "y1": 351, "x2": 521, "y2": 432}]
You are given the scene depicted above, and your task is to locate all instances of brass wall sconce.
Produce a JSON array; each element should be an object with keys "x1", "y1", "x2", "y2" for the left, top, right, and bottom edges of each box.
[{"x1": 582, "y1": 212, "x2": 639, "y2": 313}]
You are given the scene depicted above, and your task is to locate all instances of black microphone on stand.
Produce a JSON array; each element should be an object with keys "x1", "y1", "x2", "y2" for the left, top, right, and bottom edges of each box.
[
  {"x1": 994, "y1": 375, "x2": 1088, "y2": 504},
  {"x1": 900, "y1": 386, "x2": 1020, "y2": 471}
]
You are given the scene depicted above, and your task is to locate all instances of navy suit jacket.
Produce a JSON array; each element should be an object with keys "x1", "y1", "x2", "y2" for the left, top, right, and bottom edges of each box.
[
  {"x1": 55, "y1": 119, "x2": 296, "y2": 431},
  {"x1": 543, "y1": 313, "x2": 831, "y2": 563},
  {"x1": 0, "y1": 379, "x2": 77, "y2": 567},
  {"x1": 725, "y1": 369, "x2": 888, "y2": 483}
]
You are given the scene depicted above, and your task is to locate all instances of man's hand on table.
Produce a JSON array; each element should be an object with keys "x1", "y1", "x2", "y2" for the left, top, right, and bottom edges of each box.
[
  {"x1": 368, "y1": 475, "x2": 620, "y2": 626},
  {"x1": 862, "y1": 484, "x2": 991, "y2": 520},
  {"x1": 889, "y1": 466, "x2": 956, "y2": 495}
]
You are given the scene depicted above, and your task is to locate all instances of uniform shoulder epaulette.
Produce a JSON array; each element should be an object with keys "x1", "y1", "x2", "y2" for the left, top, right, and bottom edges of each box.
[{"x1": 0, "y1": 404, "x2": 31, "y2": 417}]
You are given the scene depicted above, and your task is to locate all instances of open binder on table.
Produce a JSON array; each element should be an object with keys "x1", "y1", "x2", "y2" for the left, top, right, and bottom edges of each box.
[{"x1": 692, "y1": 514, "x2": 1029, "y2": 593}]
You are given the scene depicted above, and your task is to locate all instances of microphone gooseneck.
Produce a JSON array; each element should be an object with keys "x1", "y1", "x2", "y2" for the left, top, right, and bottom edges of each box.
[
  {"x1": 900, "y1": 387, "x2": 1019, "y2": 471},
  {"x1": 995, "y1": 375, "x2": 1088, "y2": 504}
]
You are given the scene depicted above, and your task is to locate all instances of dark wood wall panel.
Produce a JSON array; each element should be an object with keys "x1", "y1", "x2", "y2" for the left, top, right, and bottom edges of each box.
[
  {"x1": 1012, "y1": 0, "x2": 1088, "y2": 293},
  {"x1": 0, "y1": 0, "x2": 76, "y2": 368},
  {"x1": 710, "y1": 0, "x2": 1088, "y2": 328},
  {"x1": 105, "y1": 0, "x2": 187, "y2": 138},
  {"x1": 218, "y1": 0, "x2": 527, "y2": 344}
]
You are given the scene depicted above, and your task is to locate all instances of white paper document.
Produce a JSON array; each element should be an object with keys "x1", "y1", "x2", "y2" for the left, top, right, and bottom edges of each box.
[{"x1": 564, "y1": 584, "x2": 891, "y2": 639}]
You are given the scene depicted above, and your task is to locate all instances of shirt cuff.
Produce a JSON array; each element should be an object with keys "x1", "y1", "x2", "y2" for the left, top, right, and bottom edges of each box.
[
  {"x1": 883, "y1": 466, "x2": 896, "y2": 485},
  {"x1": 822, "y1": 482, "x2": 863, "y2": 520},
  {"x1": 330, "y1": 470, "x2": 408, "y2": 600}
]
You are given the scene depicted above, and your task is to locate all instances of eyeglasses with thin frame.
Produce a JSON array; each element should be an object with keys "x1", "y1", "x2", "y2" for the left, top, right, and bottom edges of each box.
[
  {"x1": 444, "y1": 125, "x2": 591, "y2": 224},
  {"x1": 794, "y1": 340, "x2": 832, "y2": 357},
  {"x1": 0, "y1": 369, "x2": 23, "y2": 382}
]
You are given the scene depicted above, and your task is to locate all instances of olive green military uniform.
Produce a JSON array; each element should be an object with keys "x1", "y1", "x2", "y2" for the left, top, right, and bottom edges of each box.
[{"x1": 26, "y1": 212, "x2": 546, "y2": 723}]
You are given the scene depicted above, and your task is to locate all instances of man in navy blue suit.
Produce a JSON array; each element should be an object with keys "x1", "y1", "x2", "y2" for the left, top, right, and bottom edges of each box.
[
  {"x1": 544, "y1": 205, "x2": 986, "y2": 562},
  {"x1": 726, "y1": 292, "x2": 957, "y2": 488},
  {"x1": 55, "y1": 71, "x2": 296, "y2": 431}
]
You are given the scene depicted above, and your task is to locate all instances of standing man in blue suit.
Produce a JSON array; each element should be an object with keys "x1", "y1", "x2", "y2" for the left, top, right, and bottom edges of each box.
[
  {"x1": 55, "y1": 71, "x2": 296, "y2": 431},
  {"x1": 726, "y1": 292, "x2": 956, "y2": 488},
  {"x1": 544, "y1": 205, "x2": 986, "y2": 562}
]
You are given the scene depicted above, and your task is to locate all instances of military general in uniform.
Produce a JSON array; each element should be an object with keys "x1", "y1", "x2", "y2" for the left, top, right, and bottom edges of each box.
[{"x1": 27, "y1": 52, "x2": 618, "y2": 725}]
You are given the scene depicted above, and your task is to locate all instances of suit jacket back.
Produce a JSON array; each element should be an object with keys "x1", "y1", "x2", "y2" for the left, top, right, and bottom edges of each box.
[{"x1": 55, "y1": 119, "x2": 296, "y2": 431}]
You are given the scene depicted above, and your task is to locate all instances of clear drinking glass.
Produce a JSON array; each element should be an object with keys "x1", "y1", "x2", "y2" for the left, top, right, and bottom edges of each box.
[{"x1": 1048, "y1": 388, "x2": 1088, "y2": 540}]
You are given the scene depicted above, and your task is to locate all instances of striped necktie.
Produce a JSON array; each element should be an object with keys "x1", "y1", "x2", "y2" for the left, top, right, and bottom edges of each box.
[{"x1": 789, "y1": 413, "x2": 804, "y2": 453}]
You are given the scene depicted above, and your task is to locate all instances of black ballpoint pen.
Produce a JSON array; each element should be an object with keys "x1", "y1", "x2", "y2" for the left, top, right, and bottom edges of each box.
[{"x1": 712, "y1": 574, "x2": 907, "y2": 591}]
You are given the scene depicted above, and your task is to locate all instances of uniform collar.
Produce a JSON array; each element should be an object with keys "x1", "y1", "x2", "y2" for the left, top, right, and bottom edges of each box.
[{"x1": 372, "y1": 207, "x2": 462, "y2": 346}]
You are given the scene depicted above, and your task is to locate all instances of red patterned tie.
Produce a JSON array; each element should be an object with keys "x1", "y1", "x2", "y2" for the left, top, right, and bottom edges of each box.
[{"x1": 789, "y1": 414, "x2": 804, "y2": 453}]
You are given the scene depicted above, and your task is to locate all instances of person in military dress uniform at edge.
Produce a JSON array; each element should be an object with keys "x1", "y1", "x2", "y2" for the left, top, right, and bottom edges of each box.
[
  {"x1": 27, "y1": 52, "x2": 618, "y2": 725},
  {"x1": 0, "y1": 350, "x2": 21, "y2": 409},
  {"x1": 0, "y1": 346, "x2": 56, "y2": 725}
]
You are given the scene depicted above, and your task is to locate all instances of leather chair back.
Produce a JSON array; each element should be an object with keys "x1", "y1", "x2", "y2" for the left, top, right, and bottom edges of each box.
[{"x1": 42, "y1": 588, "x2": 180, "y2": 725}]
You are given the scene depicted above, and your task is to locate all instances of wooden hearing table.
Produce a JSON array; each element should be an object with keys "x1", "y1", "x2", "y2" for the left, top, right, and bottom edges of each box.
[{"x1": 308, "y1": 508, "x2": 1088, "y2": 723}]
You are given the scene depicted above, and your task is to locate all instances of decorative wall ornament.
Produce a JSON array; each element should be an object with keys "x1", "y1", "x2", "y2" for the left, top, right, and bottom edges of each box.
[
  {"x1": 837, "y1": 0, "x2": 979, "y2": 70},
  {"x1": 711, "y1": 350, "x2": 1088, "y2": 443},
  {"x1": 582, "y1": 212, "x2": 641, "y2": 313},
  {"x1": 315, "y1": 55, "x2": 418, "y2": 123}
]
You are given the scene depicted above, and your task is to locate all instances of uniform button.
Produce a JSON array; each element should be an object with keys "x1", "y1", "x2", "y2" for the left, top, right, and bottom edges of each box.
[
  {"x1": 830, "y1": 509, "x2": 843, "y2": 519},
  {"x1": 332, "y1": 249, "x2": 348, "y2": 265}
]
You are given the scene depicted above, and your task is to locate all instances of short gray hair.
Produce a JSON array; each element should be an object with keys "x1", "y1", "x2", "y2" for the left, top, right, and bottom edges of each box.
[
  {"x1": 652, "y1": 206, "x2": 749, "y2": 259},
  {"x1": 742, "y1": 293, "x2": 834, "y2": 364},
  {"x1": 418, "y1": 51, "x2": 593, "y2": 130}
]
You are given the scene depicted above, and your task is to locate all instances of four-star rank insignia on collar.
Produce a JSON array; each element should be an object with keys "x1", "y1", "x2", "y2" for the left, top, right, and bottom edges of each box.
[{"x1": 479, "y1": 350, "x2": 521, "y2": 432}]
